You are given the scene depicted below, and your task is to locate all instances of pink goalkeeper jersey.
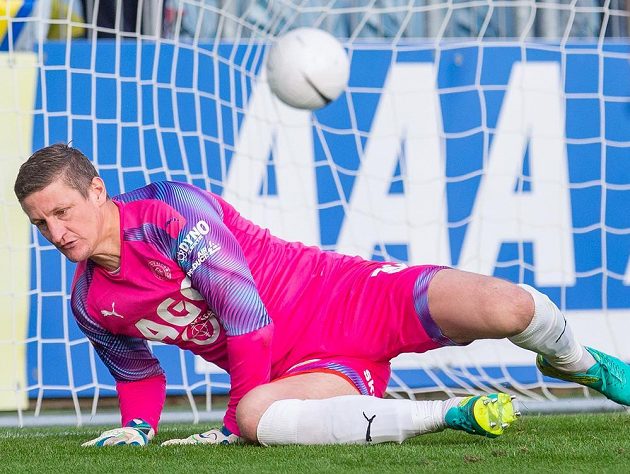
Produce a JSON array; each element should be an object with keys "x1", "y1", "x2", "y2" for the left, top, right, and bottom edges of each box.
[{"x1": 71, "y1": 181, "x2": 442, "y2": 433}]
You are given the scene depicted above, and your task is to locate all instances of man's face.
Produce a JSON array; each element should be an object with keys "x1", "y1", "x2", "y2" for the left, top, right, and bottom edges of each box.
[{"x1": 21, "y1": 178, "x2": 106, "y2": 263}]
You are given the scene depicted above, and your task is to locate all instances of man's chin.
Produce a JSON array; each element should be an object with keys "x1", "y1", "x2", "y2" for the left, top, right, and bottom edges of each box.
[{"x1": 60, "y1": 249, "x2": 88, "y2": 263}]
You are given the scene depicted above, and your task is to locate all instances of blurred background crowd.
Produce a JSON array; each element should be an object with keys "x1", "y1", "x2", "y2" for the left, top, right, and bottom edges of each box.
[{"x1": 2, "y1": 0, "x2": 629, "y2": 53}]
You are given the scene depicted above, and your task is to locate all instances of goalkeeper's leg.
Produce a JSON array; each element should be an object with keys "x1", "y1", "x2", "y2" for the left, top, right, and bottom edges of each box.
[
  {"x1": 237, "y1": 372, "x2": 519, "y2": 445},
  {"x1": 426, "y1": 270, "x2": 629, "y2": 405}
]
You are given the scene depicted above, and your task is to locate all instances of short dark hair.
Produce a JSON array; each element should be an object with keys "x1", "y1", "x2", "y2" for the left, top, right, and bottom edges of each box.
[{"x1": 14, "y1": 143, "x2": 101, "y2": 202}]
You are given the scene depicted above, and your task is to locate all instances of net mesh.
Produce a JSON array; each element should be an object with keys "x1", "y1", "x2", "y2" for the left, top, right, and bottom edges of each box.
[{"x1": 0, "y1": 0, "x2": 629, "y2": 424}]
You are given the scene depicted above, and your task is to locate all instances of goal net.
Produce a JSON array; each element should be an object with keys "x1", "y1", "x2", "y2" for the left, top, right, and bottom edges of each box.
[{"x1": 1, "y1": 0, "x2": 629, "y2": 425}]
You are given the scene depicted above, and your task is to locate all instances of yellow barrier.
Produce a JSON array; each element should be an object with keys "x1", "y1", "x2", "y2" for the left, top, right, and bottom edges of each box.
[
  {"x1": 0, "y1": 51, "x2": 37, "y2": 410},
  {"x1": 0, "y1": 1, "x2": 28, "y2": 44}
]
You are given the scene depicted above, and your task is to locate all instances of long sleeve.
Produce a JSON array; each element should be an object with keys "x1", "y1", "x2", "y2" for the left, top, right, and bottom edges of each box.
[
  {"x1": 222, "y1": 324, "x2": 273, "y2": 433},
  {"x1": 116, "y1": 374, "x2": 166, "y2": 431}
]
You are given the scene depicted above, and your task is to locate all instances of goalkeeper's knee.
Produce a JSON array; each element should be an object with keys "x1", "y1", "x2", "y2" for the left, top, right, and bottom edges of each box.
[{"x1": 236, "y1": 390, "x2": 272, "y2": 442}]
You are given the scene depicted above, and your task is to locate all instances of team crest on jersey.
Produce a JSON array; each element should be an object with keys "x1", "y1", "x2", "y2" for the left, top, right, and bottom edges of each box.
[{"x1": 148, "y1": 260, "x2": 172, "y2": 281}]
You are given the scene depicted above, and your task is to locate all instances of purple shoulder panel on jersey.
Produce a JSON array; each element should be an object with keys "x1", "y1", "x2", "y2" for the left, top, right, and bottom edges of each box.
[
  {"x1": 71, "y1": 261, "x2": 163, "y2": 382},
  {"x1": 115, "y1": 181, "x2": 271, "y2": 336},
  {"x1": 122, "y1": 223, "x2": 173, "y2": 258}
]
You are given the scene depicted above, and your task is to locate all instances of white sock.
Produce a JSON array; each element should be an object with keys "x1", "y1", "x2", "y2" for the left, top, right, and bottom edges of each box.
[
  {"x1": 509, "y1": 284, "x2": 595, "y2": 372},
  {"x1": 256, "y1": 395, "x2": 450, "y2": 445}
]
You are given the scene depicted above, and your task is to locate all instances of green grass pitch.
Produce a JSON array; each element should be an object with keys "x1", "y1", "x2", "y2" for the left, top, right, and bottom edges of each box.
[{"x1": 1, "y1": 413, "x2": 629, "y2": 473}]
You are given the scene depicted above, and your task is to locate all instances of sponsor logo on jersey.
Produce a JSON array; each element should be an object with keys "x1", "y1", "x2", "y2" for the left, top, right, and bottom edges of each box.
[
  {"x1": 148, "y1": 260, "x2": 172, "y2": 281},
  {"x1": 135, "y1": 286, "x2": 221, "y2": 346},
  {"x1": 364, "y1": 369, "x2": 375, "y2": 395},
  {"x1": 182, "y1": 310, "x2": 221, "y2": 345},
  {"x1": 186, "y1": 243, "x2": 221, "y2": 277},
  {"x1": 370, "y1": 263, "x2": 408, "y2": 277},
  {"x1": 177, "y1": 220, "x2": 211, "y2": 261},
  {"x1": 101, "y1": 302, "x2": 124, "y2": 319}
]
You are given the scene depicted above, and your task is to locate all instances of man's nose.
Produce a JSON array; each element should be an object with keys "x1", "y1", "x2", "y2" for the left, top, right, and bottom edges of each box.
[{"x1": 48, "y1": 220, "x2": 66, "y2": 245}]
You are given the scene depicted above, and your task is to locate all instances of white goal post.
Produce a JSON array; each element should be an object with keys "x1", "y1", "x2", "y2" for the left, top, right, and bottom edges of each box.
[{"x1": 0, "y1": 0, "x2": 629, "y2": 425}]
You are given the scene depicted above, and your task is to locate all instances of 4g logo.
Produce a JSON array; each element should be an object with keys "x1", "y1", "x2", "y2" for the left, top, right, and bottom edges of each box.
[{"x1": 135, "y1": 276, "x2": 220, "y2": 346}]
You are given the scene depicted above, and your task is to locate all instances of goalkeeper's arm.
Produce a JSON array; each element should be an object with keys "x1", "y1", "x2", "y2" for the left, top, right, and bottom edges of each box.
[
  {"x1": 82, "y1": 374, "x2": 166, "y2": 447},
  {"x1": 117, "y1": 374, "x2": 167, "y2": 432}
]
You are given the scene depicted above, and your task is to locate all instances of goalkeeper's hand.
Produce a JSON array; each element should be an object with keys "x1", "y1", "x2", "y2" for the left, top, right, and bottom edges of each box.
[
  {"x1": 161, "y1": 425, "x2": 240, "y2": 446},
  {"x1": 81, "y1": 418, "x2": 155, "y2": 447}
]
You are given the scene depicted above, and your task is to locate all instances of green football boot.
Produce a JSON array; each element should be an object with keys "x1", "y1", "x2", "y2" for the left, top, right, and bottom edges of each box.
[
  {"x1": 445, "y1": 393, "x2": 520, "y2": 438},
  {"x1": 537, "y1": 347, "x2": 630, "y2": 406}
]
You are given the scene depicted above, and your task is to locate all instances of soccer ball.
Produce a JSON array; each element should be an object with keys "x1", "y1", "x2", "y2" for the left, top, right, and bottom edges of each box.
[{"x1": 266, "y1": 27, "x2": 350, "y2": 110}]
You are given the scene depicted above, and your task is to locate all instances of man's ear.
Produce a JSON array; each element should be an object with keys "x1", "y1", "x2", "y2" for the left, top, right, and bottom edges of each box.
[{"x1": 91, "y1": 177, "x2": 107, "y2": 203}]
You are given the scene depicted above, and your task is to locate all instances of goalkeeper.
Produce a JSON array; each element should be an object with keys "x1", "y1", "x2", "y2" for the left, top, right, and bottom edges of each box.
[{"x1": 14, "y1": 144, "x2": 630, "y2": 447}]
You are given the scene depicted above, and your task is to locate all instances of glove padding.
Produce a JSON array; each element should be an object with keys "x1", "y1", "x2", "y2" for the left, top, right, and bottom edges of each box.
[
  {"x1": 161, "y1": 425, "x2": 240, "y2": 446},
  {"x1": 82, "y1": 419, "x2": 155, "y2": 447}
]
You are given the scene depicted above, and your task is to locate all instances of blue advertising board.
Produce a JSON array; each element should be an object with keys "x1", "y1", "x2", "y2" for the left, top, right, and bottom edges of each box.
[{"x1": 27, "y1": 40, "x2": 630, "y2": 398}]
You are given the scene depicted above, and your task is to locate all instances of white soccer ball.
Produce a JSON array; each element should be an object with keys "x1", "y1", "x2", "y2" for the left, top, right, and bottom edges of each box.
[{"x1": 266, "y1": 27, "x2": 350, "y2": 110}]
